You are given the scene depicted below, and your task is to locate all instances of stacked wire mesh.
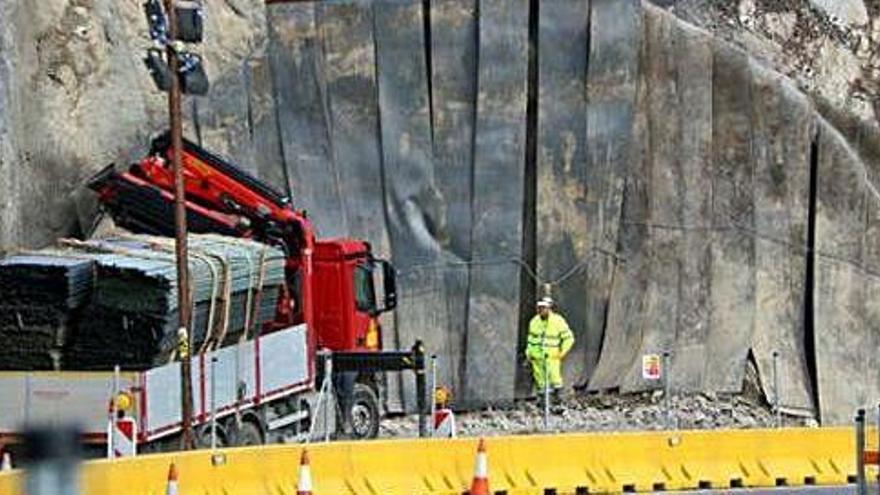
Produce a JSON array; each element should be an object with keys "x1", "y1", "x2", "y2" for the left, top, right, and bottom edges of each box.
[
  {"x1": 0, "y1": 254, "x2": 95, "y2": 369},
  {"x1": 0, "y1": 233, "x2": 286, "y2": 371}
]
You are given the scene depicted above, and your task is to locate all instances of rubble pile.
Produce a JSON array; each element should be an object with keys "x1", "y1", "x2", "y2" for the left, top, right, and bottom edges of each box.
[{"x1": 380, "y1": 391, "x2": 816, "y2": 438}]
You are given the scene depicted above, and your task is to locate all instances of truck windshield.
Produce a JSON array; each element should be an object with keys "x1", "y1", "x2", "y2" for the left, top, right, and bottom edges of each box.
[{"x1": 354, "y1": 263, "x2": 377, "y2": 313}]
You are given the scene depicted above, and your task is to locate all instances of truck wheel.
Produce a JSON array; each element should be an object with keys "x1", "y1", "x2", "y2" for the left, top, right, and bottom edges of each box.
[
  {"x1": 349, "y1": 383, "x2": 380, "y2": 440},
  {"x1": 196, "y1": 424, "x2": 227, "y2": 449},
  {"x1": 235, "y1": 421, "x2": 263, "y2": 446}
]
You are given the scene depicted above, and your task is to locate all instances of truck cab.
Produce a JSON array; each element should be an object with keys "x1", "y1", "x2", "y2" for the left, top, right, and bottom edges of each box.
[{"x1": 312, "y1": 240, "x2": 396, "y2": 352}]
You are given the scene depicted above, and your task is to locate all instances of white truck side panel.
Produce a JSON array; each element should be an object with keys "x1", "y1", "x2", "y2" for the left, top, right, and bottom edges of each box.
[
  {"x1": 207, "y1": 344, "x2": 245, "y2": 412},
  {"x1": 143, "y1": 362, "x2": 181, "y2": 434},
  {"x1": 260, "y1": 325, "x2": 308, "y2": 393},
  {"x1": 0, "y1": 376, "x2": 26, "y2": 431},
  {"x1": 234, "y1": 337, "x2": 257, "y2": 402},
  {"x1": 0, "y1": 372, "x2": 137, "y2": 437},
  {"x1": 143, "y1": 324, "x2": 310, "y2": 440},
  {"x1": 0, "y1": 325, "x2": 310, "y2": 443}
]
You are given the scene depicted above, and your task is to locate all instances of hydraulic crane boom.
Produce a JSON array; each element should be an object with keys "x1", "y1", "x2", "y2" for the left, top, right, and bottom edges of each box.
[
  {"x1": 88, "y1": 132, "x2": 318, "y2": 329},
  {"x1": 89, "y1": 132, "x2": 399, "y2": 350},
  {"x1": 89, "y1": 132, "x2": 313, "y2": 257}
]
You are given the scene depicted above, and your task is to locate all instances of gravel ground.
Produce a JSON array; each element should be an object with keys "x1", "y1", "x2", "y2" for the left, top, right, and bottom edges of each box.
[{"x1": 380, "y1": 391, "x2": 817, "y2": 438}]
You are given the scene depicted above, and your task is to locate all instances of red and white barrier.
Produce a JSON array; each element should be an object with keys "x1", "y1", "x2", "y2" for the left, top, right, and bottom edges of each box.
[
  {"x1": 433, "y1": 408, "x2": 456, "y2": 438},
  {"x1": 107, "y1": 417, "x2": 137, "y2": 458}
]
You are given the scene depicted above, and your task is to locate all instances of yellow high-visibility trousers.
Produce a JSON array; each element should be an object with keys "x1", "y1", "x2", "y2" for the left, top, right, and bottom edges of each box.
[{"x1": 529, "y1": 356, "x2": 563, "y2": 389}]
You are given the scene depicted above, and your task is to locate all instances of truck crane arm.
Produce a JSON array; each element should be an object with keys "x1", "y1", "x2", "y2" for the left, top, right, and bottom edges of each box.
[
  {"x1": 89, "y1": 132, "x2": 315, "y2": 259},
  {"x1": 87, "y1": 131, "x2": 396, "y2": 341},
  {"x1": 88, "y1": 132, "x2": 316, "y2": 329}
]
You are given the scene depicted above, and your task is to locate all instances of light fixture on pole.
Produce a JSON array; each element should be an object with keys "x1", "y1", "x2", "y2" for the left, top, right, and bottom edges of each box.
[
  {"x1": 143, "y1": 0, "x2": 209, "y2": 97},
  {"x1": 178, "y1": 52, "x2": 209, "y2": 96},
  {"x1": 174, "y1": 1, "x2": 205, "y2": 43},
  {"x1": 144, "y1": 48, "x2": 172, "y2": 91}
]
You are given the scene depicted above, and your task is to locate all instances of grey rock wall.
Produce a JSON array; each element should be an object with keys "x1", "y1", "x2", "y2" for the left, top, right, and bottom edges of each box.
[
  {"x1": 813, "y1": 119, "x2": 880, "y2": 424},
  {"x1": 4, "y1": 0, "x2": 880, "y2": 423},
  {"x1": 0, "y1": 1, "x2": 19, "y2": 247},
  {"x1": 652, "y1": 0, "x2": 880, "y2": 126},
  {"x1": 0, "y1": 0, "x2": 279, "y2": 251},
  {"x1": 535, "y1": 0, "x2": 592, "y2": 386},
  {"x1": 261, "y1": 0, "x2": 880, "y2": 422}
]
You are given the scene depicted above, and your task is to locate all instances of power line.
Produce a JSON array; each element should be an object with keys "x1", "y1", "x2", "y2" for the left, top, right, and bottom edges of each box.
[
  {"x1": 393, "y1": 210, "x2": 880, "y2": 299},
  {"x1": 396, "y1": 245, "x2": 622, "y2": 289}
]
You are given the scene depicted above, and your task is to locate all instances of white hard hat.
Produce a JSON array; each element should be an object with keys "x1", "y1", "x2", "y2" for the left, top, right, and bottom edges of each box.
[{"x1": 536, "y1": 297, "x2": 553, "y2": 307}]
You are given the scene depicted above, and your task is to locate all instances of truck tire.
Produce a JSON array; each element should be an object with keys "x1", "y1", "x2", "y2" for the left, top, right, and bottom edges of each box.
[
  {"x1": 196, "y1": 424, "x2": 228, "y2": 449},
  {"x1": 235, "y1": 421, "x2": 263, "y2": 446},
  {"x1": 349, "y1": 382, "x2": 380, "y2": 440}
]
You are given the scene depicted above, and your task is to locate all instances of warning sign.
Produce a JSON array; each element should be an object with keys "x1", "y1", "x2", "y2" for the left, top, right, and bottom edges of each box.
[
  {"x1": 642, "y1": 354, "x2": 662, "y2": 380},
  {"x1": 107, "y1": 417, "x2": 137, "y2": 458}
]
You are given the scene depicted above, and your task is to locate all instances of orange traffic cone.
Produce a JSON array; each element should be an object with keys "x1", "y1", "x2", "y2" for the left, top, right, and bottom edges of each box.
[
  {"x1": 469, "y1": 438, "x2": 489, "y2": 495},
  {"x1": 296, "y1": 449, "x2": 313, "y2": 495},
  {"x1": 1, "y1": 451, "x2": 11, "y2": 471},
  {"x1": 166, "y1": 463, "x2": 179, "y2": 495}
]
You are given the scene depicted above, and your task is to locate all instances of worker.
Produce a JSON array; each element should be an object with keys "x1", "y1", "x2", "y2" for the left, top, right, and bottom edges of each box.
[{"x1": 525, "y1": 297, "x2": 574, "y2": 406}]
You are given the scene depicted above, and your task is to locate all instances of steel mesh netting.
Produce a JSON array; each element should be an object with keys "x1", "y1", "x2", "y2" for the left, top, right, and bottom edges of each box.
[
  {"x1": 0, "y1": 307, "x2": 71, "y2": 370},
  {"x1": 0, "y1": 254, "x2": 94, "y2": 370},
  {"x1": 0, "y1": 234, "x2": 285, "y2": 371},
  {"x1": 0, "y1": 255, "x2": 94, "y2": 308}
]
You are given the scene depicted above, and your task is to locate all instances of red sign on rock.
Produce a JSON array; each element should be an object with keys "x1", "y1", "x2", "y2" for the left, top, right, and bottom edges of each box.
[{"x1": 642, "y1": 354, "x2": 662, "y2": 381}]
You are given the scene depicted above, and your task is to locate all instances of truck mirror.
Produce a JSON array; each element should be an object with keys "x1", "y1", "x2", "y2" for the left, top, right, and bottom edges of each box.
[{"x1": 379, "y1": 259, "x2": 397, "y2": 313}]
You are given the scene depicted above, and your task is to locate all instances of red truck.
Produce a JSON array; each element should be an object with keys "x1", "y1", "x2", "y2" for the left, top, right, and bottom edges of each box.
[
  {"x1": 91, "y1": 133, "x2": 398, "y2": 357},
  {"x1": 0, "y1": 133, "x2": 426, "y2": 455}
]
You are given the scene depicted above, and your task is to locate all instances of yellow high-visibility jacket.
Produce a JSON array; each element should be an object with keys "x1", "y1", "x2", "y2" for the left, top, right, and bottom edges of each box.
[{"x1": 526, "y1": 312, "x2": 574, "y2": 361}]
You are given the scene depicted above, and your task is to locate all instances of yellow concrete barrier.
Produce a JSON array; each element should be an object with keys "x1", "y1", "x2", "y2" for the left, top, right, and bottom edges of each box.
[{"x1": 0, "y1": 427, "x2": 863, "y2": 494}]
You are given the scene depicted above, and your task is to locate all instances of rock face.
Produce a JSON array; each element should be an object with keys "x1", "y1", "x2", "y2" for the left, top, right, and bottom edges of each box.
[
  {"x1": 3, "y1": 0, "x2": 880, "y2": 424},
  {"x1": 651, "y1": 0, "x2": 880, "y2": 125},
  {"x1": 0, "y1": 0, "x2": 274, "y2": 250}
]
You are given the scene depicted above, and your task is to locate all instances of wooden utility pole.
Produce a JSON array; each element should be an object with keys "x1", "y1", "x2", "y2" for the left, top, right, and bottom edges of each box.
[{"x1": 163, "y1": 0, "x2": 195, "y2": 451}]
